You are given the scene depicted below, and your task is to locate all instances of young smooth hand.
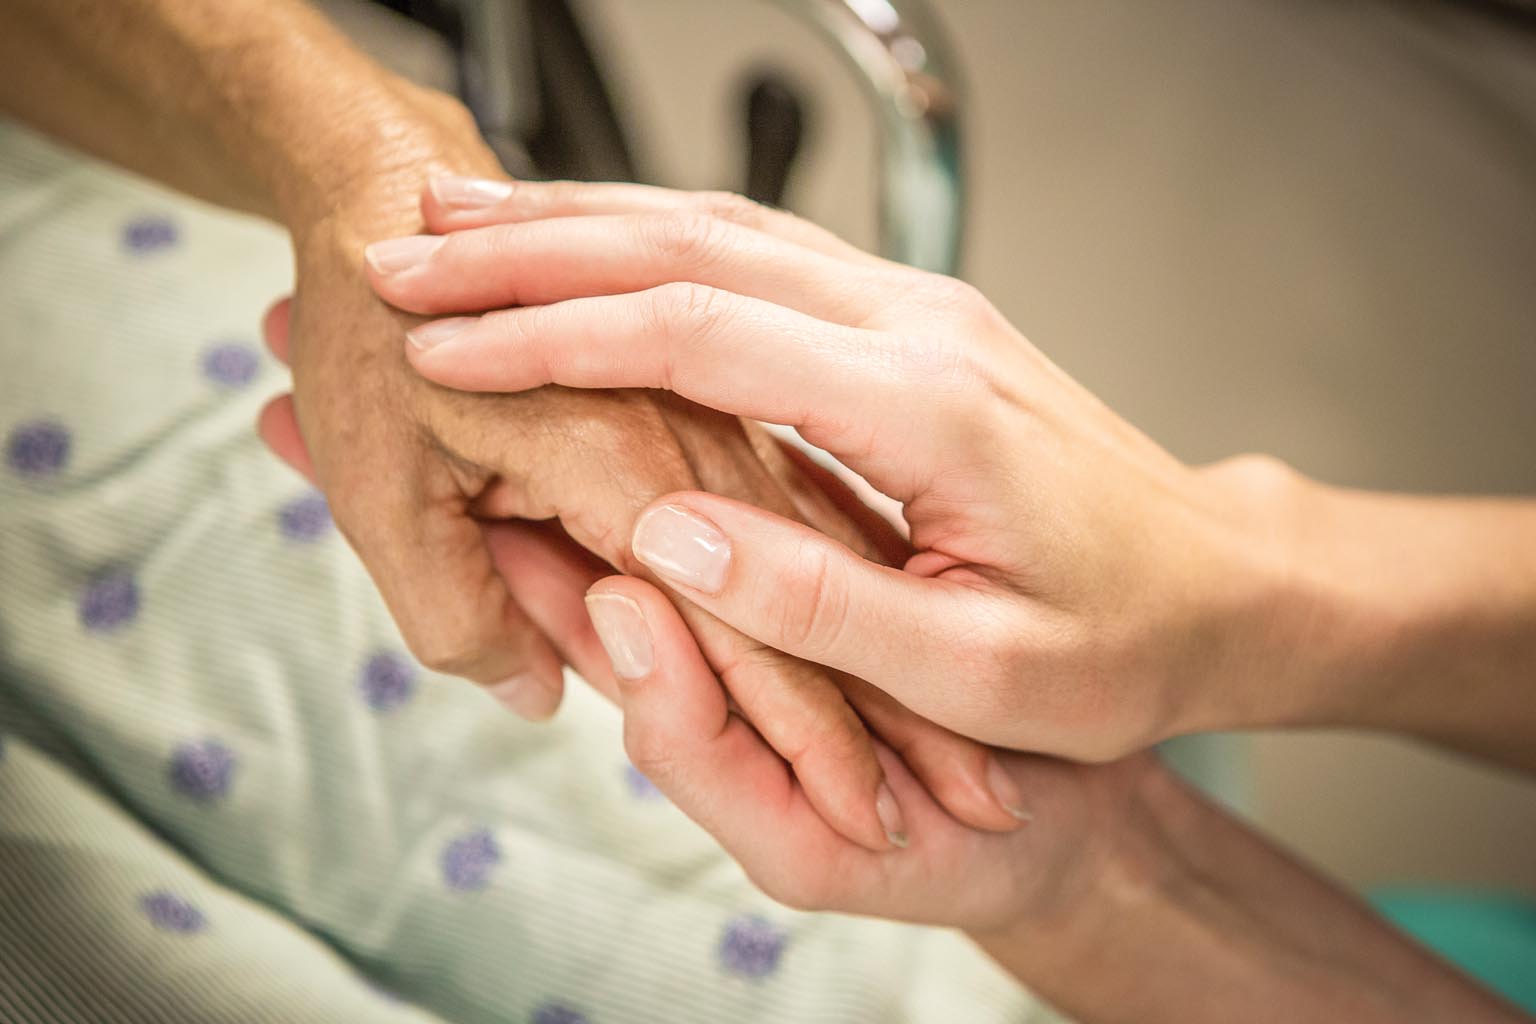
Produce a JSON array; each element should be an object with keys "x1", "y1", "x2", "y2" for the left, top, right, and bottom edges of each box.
[{"x1": 367, "y1": 177, "x2": 1311, "y2": 762}]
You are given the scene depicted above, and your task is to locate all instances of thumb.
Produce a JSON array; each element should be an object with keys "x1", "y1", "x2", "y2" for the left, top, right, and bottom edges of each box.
[{"x1": 625, "y1": 492, "x2": 1017, "y2": 730}]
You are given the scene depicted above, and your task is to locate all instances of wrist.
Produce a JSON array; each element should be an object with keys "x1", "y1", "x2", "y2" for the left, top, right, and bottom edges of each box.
[
  {"x1": 1179, "y1": 454, "x2": 1371, "y2": 733},
  {"x1": 169, "y1": 1, "x2": 498, "y2": 238},
  {"x1": 968, "y1": 755, "x2": 1185, "y2": 973},
  {"x1": 273, "y1": 82, "x2": 498, "y2": 243}
]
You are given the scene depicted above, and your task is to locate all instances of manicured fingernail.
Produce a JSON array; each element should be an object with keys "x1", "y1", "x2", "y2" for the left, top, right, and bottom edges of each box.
[
  {"x1": 987, "y1": 755, "x2": 1033, "y2": 822},
  {"x1": 364, "y1": 234, "x2": 443, "y2": 275},
  {"x1": 585, "y1": 593, "x2": 654, "y2": 680},
  {"x1": 631, "y1": 504, "x2": 731, "y2": 594},
  {"x1": 488, "y1": 673, "x2": 558, "y2": 721},
  {"x1": 407, "y1": 316, "x2": 477, "y2": 350},
  {"x1": 430, "y1": 174, "x2": 515, "y2": 210},
  {"x1": 875, "y1": 782, "x2": 909, "y2": 849}
]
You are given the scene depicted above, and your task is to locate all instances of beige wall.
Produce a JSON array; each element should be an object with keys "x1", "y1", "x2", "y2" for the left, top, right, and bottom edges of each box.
[{"x1": 575, "y1": 0, "x2": 1536, "y2": 892}]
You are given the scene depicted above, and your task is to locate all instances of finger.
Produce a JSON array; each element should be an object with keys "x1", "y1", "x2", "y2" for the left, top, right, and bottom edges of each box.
[
  {"x1": 256, "y1": 394, "x2": 317, "y2": 483},
  {"x1": 485, "y1": 519, "x2": 617, "y2": 705},
  {"x1": 758, "y1": 439, "x2": 1025, "y2": 831},
  {"x1": 771, "y1": 438, "x2": 911, "y2": 566},
  {"x1": 351, "y1": 490, "x2": 571, "y2": 721},
  {"x1": 838, "y1": 673, "x2": 1031, "y2": 831},
  {"x1": 262, "y1": 296, "x2": 293, "y2": 366},
  {"x1": 286, "y1": 391, "x2": 571, "y2": 720},
  {"x1": 625, "y1": 492, "x2": 1019, "y2": 742},
  {"x1": 435, "y1": 387, "x2": 904, "y2": 853},
  {"x1": 422, "y1": 176, "x2": 886, "y2": 269},
  {"x1": 586, "y1": 575, "x2": 881, "y2": 891},
  {"x1": 739, "y1": 423, "x2": 893, "y2": 566},
  {"x1": 366, "y1": 212, "x2": 891, "y2": 327},
  {"x1": 405, "y1": 286, "x2": 960, "y2": 500},
  {"x1": 262, "y1": 391, "x2": 571, "y2": 718}
]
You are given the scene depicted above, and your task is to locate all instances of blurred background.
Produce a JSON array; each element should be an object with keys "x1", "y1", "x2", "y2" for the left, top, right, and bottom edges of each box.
[{"x1": 344, "y1": 0, "x2": 1536, "y2": 894}]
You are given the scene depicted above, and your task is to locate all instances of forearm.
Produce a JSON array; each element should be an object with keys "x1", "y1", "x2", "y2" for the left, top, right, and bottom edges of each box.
[
  {"x1": 0, "y1": 0, "x2": 495, "y2": 231},
  {"x1": 972, "y1": 764, "x2": 1526, "y2": 1024},
  {"x1": 1233, "y1": 461, "x2": 1536, "y2": 769}
]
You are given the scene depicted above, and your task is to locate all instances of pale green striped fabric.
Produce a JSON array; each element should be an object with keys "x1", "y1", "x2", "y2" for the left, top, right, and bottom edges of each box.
[{"x1": 0, "y1": 119, "x2": 1057, "y2": 1024}]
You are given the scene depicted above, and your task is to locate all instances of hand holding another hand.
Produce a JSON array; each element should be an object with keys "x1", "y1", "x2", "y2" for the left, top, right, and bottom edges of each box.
[
  {"x1": 258, "y1": 155, "x2": 1025, "y2": 855},
  {"x1": 374, "y1": 176, "x2": 1312, "y2": 762}
]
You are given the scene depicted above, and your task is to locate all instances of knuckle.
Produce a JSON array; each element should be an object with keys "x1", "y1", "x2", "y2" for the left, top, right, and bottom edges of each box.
[
  {"x1": 621, "y1": 722, "x2": 675, "y2": 779},
  {"x1": 775, "y1": 540, "x2": 850, "y2": 656},
  {"x1": 641, "y1": 210, "x2": 723, "y2": 265},
  {"x1": 909, "y1": 273, "x2": 1000, "y2": 329},
  {"x1": 694, "y1": 190, "x2": 767, "y2": 230},
  {"x1": 930, "y1": 274, "x2": 987, "y2": 314},
  {"x1": 643, "y1": 281, "x2": 726, "y2": 341},
  {"x1": 480, "y1": 305, "x2": 537, "y2": 352},
  {"x1": 406, "y1": 623, "x2": 488, "y2": 677},
  {"x1": 541, "y1": 179, "x2": 597, "y2": 210},
  {"x1": 419, "y1": 92, "x2": 480, "y2": 139}
]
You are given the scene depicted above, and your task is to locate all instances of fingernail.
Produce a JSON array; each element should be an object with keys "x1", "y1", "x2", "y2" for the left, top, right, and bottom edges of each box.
[
  {"x1": 364, "y1": 234, "x2": 443, "y2": 275},
  {"x1": 430, "y1": 174, "x2": 515, "y2": 210},
  {"x1": 632, "y1": 504, "x2": 731, "y2": 594},
  {"x1": 585, "y1": 593, "x2": 654, "y2": 680},
  {"x1": 407, "y1": 316, "x2": 477, "y2": 350},
  {"x1": 875, "y1": 782, "x2": 909, "y2": 849},
  {"x1": 987, "y1": 755, "x2": 1033, "y2": 822},
  {"x1": 488, "y1": 673, "x2": 558, "y2": 722}
]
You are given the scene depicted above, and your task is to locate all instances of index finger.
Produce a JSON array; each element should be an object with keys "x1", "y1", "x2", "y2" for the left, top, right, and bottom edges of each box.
[
  {"x1": 407, "y1": 286, "x2": 969, "y2": 502},
  {"x1": 422, "y1": 176, "x2": 890, "y2": 270}
]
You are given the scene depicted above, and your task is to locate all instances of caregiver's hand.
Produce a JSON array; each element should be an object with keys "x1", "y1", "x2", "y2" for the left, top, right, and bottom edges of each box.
[
  {"x1": 385, "y1": 178, "x2": 1536, "y2": 772},
  {"x1": 590, "y1": 574, "x2": 1530, "y2": 1024},
  {"x1": 376, "y1": 178, "x2": 1305, "y2": 761},
  {"x1": 264, "y1": 255, "x2": 1027, "y2": 855}
]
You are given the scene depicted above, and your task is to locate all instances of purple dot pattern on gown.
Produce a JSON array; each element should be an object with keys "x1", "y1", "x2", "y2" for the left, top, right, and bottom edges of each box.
[
  {"x1": 122, "y1": 214, "x2": 179, "y2": 254},
  {"x1": 139, "y1": 891, "x2": 207, "y2": 933},
  {"x1": 623, "y1": 763, "x2": 664, "y2": 801},
  {"x1": 359, "y1": 651, "x2": 417, "y2": 713},
  {"x1": 531, "y1": 1003, "x2": 590, "y2": 1024},
  {"x1": 441, "y1": 828, "x2": 502, "y2": 891},
  {"x1": 78, "y1": 573, "x2": 141, "y2": 632},
  {"x1": 168, "y1": 739, "x2": 236, "y2": 801},
  {"x1": 201, "y1": 341, "x2": 261, "y2": 389},
  {"x1": 278, "y1": 491, "x2": 333, "y2": 542},
  {"x1": 717, "y1": 915, "x2": 788, "y2": 979},
  {"x1": 6, "y1": 419, "x2": 71, "y2": 478}
]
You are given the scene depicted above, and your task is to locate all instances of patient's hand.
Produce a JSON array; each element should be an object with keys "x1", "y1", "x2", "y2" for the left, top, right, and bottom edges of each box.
[{"x1": 258, "y1": 180, "x2": 1022, "y2": 852}]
